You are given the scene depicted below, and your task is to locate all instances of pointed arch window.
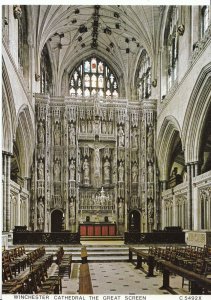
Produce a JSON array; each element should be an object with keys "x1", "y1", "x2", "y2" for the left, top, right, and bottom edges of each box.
[
  {"x1": 69, "y1": 57, "x2": 119, "y2": 98},
  {"x1": 40, "y1": 45, "x2": 52, "y2": 94},
  {"x1": 165, "y1": 7, "x2": 179, "y2": 91},
  {"x1": 201, "y1": 6, "x2": 210, "y2": 37},
  {"x1": 137, "y1": 50, "x2": 151, "y2": 100}
]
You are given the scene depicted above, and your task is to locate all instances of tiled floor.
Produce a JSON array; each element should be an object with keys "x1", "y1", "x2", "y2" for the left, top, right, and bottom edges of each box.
[{"x1": 52, "y1": 261, "x2": 189, "y2": 295}]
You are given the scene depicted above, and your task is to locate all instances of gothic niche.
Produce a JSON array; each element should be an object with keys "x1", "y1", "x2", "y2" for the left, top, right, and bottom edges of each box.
[{"x1": 33, "y1": 95, "x2": 158, "y2": 235}]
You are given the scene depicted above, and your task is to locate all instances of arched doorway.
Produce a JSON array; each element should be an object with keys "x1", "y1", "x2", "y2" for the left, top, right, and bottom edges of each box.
[
  {"x1": 51, "y1": 210, "x2": 63, "y2": 232},
  {"x1": 129, "y1": 210, "x2": 140, "y2": 232}
]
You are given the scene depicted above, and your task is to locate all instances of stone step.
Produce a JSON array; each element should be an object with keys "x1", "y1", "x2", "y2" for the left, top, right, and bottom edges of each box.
[
  {"x1": 73, "y1": 256, "x2": 129, "y2": 262},
  {"x1": 9, "y1": 244, "x2": 132, "y2": 262},
  {"x1": 81, "y1": 236, "x2": 124, "y2": 241}
]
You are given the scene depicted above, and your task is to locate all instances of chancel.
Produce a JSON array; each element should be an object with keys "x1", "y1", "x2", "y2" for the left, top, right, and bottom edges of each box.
[{"x1": 2, "y1": 4, "x2": 211, "y2": 295}]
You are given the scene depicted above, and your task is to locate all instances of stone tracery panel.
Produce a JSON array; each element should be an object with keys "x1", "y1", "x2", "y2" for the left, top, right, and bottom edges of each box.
[{"x1": 33, "y1": 95, "x2": 158, "y2": 234}]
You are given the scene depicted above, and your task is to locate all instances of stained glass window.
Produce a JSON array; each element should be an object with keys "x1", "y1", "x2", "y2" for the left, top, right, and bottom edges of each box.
[
  {"x1": 98, "y1": 75, "x2": 104, "y2": 88},
  {"x1": 98, "y1": 62, "x2": 104, "y2": 73},
  {"x1": 84, "y1": 88, "x2": 90, "y2": 97},
  {"x1": 69, "y1": 57, "x2": 119, "y2": 98},
  {"x1": 77, "y1": 88, "x2": 82, "y2": 96},
  {"x1": 91, "y1": 75, "x2": 97, "y2": 88},
  {"x1": 91, "y1": 58, "x2": 97, "y2": 73},
  {"x1": 85, "y1": 74, "x2": 90, "y2": 87},
  {"x1": 84, "y1": 61, "x2": 90, "y2": 72}
]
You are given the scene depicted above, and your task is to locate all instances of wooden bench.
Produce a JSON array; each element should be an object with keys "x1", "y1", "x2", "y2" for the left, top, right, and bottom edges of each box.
[
  {"x1": 159, "y1": 260, "x2": 211, "y2": 294},
  {"x1": 55, "y1": 246, "x2": 64, "y2": 265},
  {"x1": 59, "y1": 254, "x2": 72, "y2": 278},
  {"x1": 2, "y1": 263, "x2": 34, "y2": 294},
  {"x1": 2, "y1": 246, "x2": 62, "y2": 294},
  {"x1": 38, "y1": 275, "x2": 62, "y2": 294},
  {"x1": 2, "y1": 250, "x2": 21, "y2": 276},
  {"x1": 27, "y1": 246, "x2": 46, "y2": 266},
  {"x1": 129, "y1": 247, "x2": 155, "y2": 277}
]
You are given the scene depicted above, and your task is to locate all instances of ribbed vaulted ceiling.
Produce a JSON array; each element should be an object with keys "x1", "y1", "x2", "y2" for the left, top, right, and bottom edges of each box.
[{"x1": 30, "y1": 5, "x2": 163, "y2": 92}]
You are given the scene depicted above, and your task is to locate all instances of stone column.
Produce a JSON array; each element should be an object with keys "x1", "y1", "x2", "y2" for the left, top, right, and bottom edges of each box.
[
  {"x1": 44, "y1": 104, "x2": 50, "y2": 232},
  {"x1": 3, "y1": 152, "x2": 12, "y2": 232},
  {"x1": 124, "y1": 116, "x2": 129, "y2": 232},
  {"x1": 17, "y1": 192, "x2": 21, "y2": 226},
  {"x1": 161, "y1": 180, "x2": 167, "y2": 191},
  {"x1": 187, "y1": 163, "x2": 194, "y2": 230},
  {"x1": 3, "y1": 153, "x2": 7, "y2": 232},
  {"x1": 161, "y1": 200, "x2": 165, "y2": 229},
  {"x1": 141, "y1": 99, "x2": 157, "y2": 232},
  {"x1": 172, "y1": 196, "x2": 176, "y2": 226}
]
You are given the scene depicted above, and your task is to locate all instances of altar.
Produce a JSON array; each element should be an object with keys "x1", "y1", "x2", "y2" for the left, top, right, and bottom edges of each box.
[{"x1": 79, "y1": 223, "x2": 116, "y2": 236}]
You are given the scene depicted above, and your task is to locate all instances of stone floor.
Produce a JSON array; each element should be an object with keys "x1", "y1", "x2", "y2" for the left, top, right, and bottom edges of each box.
[
  {"x1": 48, "y1": 260, "x2": 190, "y2": 295},
  {"x1": 70, "y1": 239, "x2": 200, "y2": 295},
  {"x1": 5, "y1": 241, "x2": 197, "y2": 295}
]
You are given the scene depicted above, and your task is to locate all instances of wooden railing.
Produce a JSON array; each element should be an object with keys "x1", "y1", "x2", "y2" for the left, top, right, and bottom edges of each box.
[
  {"x1": 124, "y1": 231, "x2": 185, "y2": 244},
  {"x1": 13, "y1": 231, "x2": 80, "y2": 244},
  {"x1": 129, "y1": 247, "x2": 155, "y2": 277},
  {"x1": 159, "y1": 260, "x2": 211, "y2": 294}
]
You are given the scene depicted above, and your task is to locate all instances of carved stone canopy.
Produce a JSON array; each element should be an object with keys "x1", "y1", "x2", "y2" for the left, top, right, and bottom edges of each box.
[{"x1": 13, "y1": 5, "x2": 22, "y2": 19}]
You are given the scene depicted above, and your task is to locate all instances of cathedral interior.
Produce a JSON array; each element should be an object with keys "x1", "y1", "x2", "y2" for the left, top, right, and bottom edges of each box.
[{"x1": 1, "y1": 4, "x2": 211, "y2": 295}]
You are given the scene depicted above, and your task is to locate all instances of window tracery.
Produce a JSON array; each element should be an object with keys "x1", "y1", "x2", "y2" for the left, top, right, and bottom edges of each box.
[
  {"x1": 40, "y1": 45, "x2": 52, "y2": 94},
  {"x1": 69, "y1": 57, "x2": 119, "y2": 98},
  {"x1": 138, "y1": 50, "x2": 151, "y2": 100},
  {"x1": 166, "y1": 7, "x2": 179, "y2": 91},
  {"x1": 201, "y1": 6, "x2": 210, "y2": 37}
]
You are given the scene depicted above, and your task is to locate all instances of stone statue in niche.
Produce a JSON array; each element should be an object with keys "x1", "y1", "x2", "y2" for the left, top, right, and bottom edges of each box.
[
  {"x1": 108, "y1": 121, "x2": 112, "y2": 134},
  {"x1": 54, "y1": 159, "x2": 61, "y2": 181},
  {"x1": 54, "y1": 123, "x2": 60, "y2": 145},
  {"x1": 38, "y1": 200, "x2": 44, "y2": 219},
  {"x1": 132, "y1": 162, "x2": 138, "y2": 183},
  {"x1": 118, "y1": 162, "x2": 124, "y2": 182},
  {"x1": 13, "y1": 5, "x2": 22, "y2": 19},
  {"x1": 83, "y1": 158, "x2": 90, "y2": 185},
  {"x1": 69, "y1": 200, "x2": 75, "y2": 218},
  {"x1": 102, "y1": 122, "x2": 107, "y2": 134},
  {"x1": 104, "y1": 159, "x2": 110, "y2": 182},
  {"x1": 148, "y1": 200, "x2": 154, "y2": 222},
  {"x1": 37, "y1": 122, "x2": 45, "y2": 144},
  {"x1": 147, "y1": 126, "x2": 154, "y2": 162},
  {"x1": 81, "y1": 121, "x2": 86, "y2": 133},
  {"x1": 88, "y1": 120, "x2": 92, "y2": 133},
  {"x1": 147, "y1": 182, "x2": 154, "y2": 199},
  {"x1": 31, "y1": 165, "x2": 35, "y2": 190},
  {"x1": 37, "y1": 159, "x2": 44, "y2": 180},
  {"x1": 132, "y1": 127, "x2": 138, "y2": 148},
  {"x1": 148, "y1": 163, "x2": 153, "y2": 183},
  {"x1": 94, "y1": 119, "x2": 101, "y2": 135},
  {"x1": 118, "y1": 125, "x2": 125, "y2": 147},
  {"x1": 94, "y1": 148, "x2": 101, "y2": 177},
  {"x1": 69, "y1": 123, "x2": 76, "y2": 145},
  {"x1": 69, "y1": 159, "x2": 75, "y2": 181},
  {"x1": 118, "y1": 199, "x2": 124, "y2": 220}
]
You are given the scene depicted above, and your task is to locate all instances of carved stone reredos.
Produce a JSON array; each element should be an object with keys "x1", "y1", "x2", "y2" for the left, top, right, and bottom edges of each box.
[{"x1": 33, "y1": 95, "x2": 157, "y2": 231}]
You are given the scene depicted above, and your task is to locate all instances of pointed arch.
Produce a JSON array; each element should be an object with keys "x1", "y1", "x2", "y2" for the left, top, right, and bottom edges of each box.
[
  {"x1": 183, "y1": 63, "x2": 211, "y2": 163},
  {"x1": 2, "y1": 58, "x2": 17, "y2": 152},
  {"x1": 157, "y1": 115, "x2": 182, "y2": 181},
  {"x1": 14, "y1": 105, "x2": 35, "y2": 178}
]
